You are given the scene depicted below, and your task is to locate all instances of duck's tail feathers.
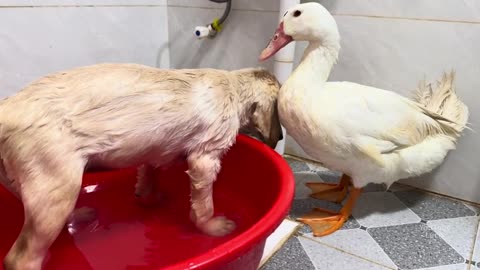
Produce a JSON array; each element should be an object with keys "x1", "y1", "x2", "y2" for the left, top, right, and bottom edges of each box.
[{"x1": 413, "y1": 70, "x2": 470, "y2": 138}]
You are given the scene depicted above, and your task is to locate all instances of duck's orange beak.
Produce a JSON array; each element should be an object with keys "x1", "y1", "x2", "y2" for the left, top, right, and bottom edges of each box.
[{"x1": 259, "y1": 22, "x2": 293, "y2": 61}]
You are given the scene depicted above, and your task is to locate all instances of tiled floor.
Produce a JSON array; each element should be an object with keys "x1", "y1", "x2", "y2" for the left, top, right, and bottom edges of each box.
[{"x1": 261, "y1": 158, "x2": 480, "y2": 270}]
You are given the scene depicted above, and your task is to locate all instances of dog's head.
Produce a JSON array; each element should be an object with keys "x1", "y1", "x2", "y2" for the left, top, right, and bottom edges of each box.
[{"x1": 238, "y1": 69, "x2": 283, "y2": 149}]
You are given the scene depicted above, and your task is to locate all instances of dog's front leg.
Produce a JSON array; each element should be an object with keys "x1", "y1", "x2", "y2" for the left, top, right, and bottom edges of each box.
[{"x1": 186, "y1": 152, "x2": 236, "y2": 237}]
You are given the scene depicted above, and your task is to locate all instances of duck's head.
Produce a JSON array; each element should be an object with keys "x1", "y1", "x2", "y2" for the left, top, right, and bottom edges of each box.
[{"x1": 259, "y1": 2, "x2": 339, "y2": 61}]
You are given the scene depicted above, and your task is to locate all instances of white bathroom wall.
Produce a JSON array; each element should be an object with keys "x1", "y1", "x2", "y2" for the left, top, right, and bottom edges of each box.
[
  {"x1": 166, "y1": 0, "x2": 279, "y2": 70},
  {"x1": 1, "y1": 0, "x2": 477, "y2": 202},
  {"x1": 0, "y1": 0, "x2": 170, "y2": 97},
  {"x1": 285, "y1": 0, "x2": 480, "y2": 203}
]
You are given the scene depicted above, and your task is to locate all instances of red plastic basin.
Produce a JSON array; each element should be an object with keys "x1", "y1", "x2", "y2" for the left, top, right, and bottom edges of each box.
[{"x1": 0, "y1": 134, "x2": 294, "y2": 270}]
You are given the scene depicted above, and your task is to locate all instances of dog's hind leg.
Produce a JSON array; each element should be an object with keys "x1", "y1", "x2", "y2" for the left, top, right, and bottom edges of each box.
[
  {"x1": 134, "y1": 164, "x2": 163, "y2": 207},
  {"x1": 3, "y1": 158, "x2": 84, "y2": 270}
]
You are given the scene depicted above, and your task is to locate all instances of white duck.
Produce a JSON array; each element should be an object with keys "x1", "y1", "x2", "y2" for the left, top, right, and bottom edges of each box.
[{"x1": 259, "y1": 2, "x2": 469, "y2": 237}]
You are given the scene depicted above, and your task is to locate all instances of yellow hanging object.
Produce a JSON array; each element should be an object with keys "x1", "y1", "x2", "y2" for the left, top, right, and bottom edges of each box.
[{"x1": 211, "y1": 18, "x2": 223, "y2": 32}]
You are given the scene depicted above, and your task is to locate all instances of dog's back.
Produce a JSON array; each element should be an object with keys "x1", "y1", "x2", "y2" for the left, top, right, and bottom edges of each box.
[
  {"x1": 0, "y1": 63, "x2": 244, "y2": 182},
  {"x1": 1, "y1": 63, "x2": 282, "y2": 270}
]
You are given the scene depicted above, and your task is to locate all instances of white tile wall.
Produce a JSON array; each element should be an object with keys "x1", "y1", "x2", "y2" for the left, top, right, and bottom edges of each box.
[
  {"x1": 0, "y1": 1, "x2": 167, "y2": 6},
  {"x1": 167, "y1": 5, "x2": 277, "y2": 70},
  {"x1": 286, "y1": 2, "x2": 480, "y2": 203},
  {"x1": 0, "y1": 5, "x2": 169, "y2": 97},
  {"x1": 167, "y1": 0, "x2": 279, "y2": 11},
  {"x1": 317, "y1": 0, "x2": 480, "y2": 22},
  {"x1": 1, "y1": 0, "x2": 478, "y2": 202}
]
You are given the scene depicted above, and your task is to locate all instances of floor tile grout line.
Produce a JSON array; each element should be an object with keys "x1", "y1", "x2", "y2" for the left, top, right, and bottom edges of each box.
[
  {"x1": 367, "y1": 222, "x2": 468, "y2": 270},
  {"x1": 298, "y1": 234, "x2": 397, "y2": 270},
  {"x1": 468, "y1": 218, "x2": 480, "y2": 267},
  {"x1": 367, "y1": 218, "x2": 471, "y2": 264},
  {"x1": 259, "y1": 220, "x2": 302, "y2": 268},
  {"x1": 392, "y1": 184, "x2": 480, "y2": 215},
  {"x1": 290, "y1": 235, "x2": 321, "y2": 270},
  {"x1": 424, "y1": 215, "x2": 480, "y2": 223},
  {"x1": 398, "y1": 188, "x2": 480, "y2": 207},
  {"x1": 425, "y1": 215, "x2": 480, "y2": 264},
  {"x1": 363, "y1": 228, "x2": 406, "y2": 270},
  {"x1": 364, "y1": 220, "x2": 424, "y2": 230},
  {"x1": 296, "y1": 235, "x2": 338, "y2": 270},
  {"x1": 363, "y1": 220, "x2": 465, "y2": 269},
  {"x1": 284, "y1": 154, "x2": 328, "y2": 168},
  {"x1": 387, "y1": 191, "x2": 424, "y2": 222}
]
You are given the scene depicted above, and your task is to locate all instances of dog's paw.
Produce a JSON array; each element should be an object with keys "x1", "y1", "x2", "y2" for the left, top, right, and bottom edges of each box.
[
  {"x1": 198, "y1": 216, "x2": 236, "y2": 237},
  {"x1": 69, "y1": 207, "x2": 97, "y2": 224},
  {"x1": 67, "y1": 207, "x2": 98, "y2": 234}
]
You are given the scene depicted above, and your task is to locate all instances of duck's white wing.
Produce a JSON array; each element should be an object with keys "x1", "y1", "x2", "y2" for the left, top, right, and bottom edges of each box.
[{"x1": 321, "y1": 82, "x2": 452, "y2": 166}]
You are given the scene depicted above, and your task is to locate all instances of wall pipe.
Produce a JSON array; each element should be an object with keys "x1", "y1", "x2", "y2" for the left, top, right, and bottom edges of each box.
[
  {"x1": 274, "y1": 0, "x2": 300, "y2": 155},
  {"x1": 195, "y1": 0, "x2": 232, "y2": 39}
]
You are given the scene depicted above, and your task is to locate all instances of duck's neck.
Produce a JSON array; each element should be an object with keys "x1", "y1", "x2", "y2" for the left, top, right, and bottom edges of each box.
[{"x1": 288, "y1": 40, "x2": 339, "y2": 90}]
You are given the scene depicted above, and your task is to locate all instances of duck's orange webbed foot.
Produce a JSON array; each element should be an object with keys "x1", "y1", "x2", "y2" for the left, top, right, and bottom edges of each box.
[
  {"x1": 305, "y1": 174, "x2": 350, "y2": 203},
  {"x1": 297, "y1": 184, "x2": 362, "y2": 237},
  {"x1": 297, "y1": 208, "x2": 348, "y2": 237}
]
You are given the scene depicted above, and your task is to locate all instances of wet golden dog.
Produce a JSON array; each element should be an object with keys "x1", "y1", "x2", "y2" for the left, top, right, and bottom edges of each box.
[{"x1": 0, "y1": 63, "x2": 282, "y2": 270}]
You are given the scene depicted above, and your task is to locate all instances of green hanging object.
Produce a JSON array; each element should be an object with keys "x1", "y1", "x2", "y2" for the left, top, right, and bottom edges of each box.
[{"x1": 211, "y1": 18, "x2": 223, "y2": 32}]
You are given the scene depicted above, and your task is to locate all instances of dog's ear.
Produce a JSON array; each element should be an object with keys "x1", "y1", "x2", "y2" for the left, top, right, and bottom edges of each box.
[{"x1": 251, "y1": 100, "x2": 282, "y2": 149}]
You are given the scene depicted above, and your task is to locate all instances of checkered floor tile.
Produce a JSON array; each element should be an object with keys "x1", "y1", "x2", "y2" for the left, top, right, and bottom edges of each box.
[{"x1": 261, "y1": 158, "x2": 480, "y2": 270}]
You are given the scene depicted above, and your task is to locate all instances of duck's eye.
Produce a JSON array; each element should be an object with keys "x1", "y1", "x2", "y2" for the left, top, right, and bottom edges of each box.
[
  {"x1": 283, "y1": 11, "x2": 288, "y2": 17},
  {"x1": 293, "y1": 10, "x2": 302, "y2": 17}
]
